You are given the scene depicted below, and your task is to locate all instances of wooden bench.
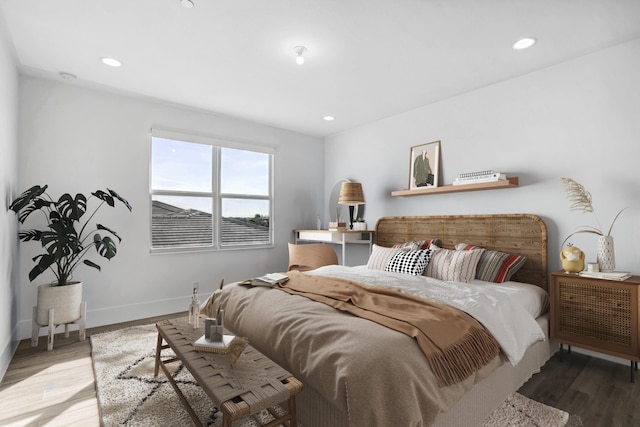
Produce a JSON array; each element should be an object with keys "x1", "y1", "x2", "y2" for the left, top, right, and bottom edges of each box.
[{"x1": 154, "y1": 317, "x2": 302, "y2": 427}]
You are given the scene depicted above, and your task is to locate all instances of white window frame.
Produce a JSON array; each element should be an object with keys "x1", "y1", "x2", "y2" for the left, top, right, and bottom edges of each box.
[{"x1": 150, "y1": 129, "x2": 274, "y2": 254}]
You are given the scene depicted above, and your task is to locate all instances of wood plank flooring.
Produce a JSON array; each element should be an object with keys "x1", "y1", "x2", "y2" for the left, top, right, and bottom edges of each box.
[
  {"x1": 518, "y1": 350, "x2": 640, "y2": 427},
  {"x1": 0, "y1": 313, "x2": 182, "y2": 427},
  {"x1": 2, "y1": 316, "x2": 639, "y2": 426}
]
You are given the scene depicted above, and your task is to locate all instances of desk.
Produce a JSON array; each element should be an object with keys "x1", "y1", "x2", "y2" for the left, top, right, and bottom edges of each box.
[{"x1": 293, "y1": 229, "x2": 375, "y2": 265}]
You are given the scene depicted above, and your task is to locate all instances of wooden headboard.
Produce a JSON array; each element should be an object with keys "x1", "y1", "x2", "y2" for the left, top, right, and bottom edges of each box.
[{"x1": 375, "y1": 214, "x2": 548, "y2": 290}]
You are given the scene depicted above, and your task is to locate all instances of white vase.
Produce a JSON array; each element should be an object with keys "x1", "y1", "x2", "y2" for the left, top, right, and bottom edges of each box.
[
  {"x1": 36, "y1": 281, "x2": 83, "y2": 326},
  {"x1": 597, "y1": 236, "x2": 615, "y2": 272}
]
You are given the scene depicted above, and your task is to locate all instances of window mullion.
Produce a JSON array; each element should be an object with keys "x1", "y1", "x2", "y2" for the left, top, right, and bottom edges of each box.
[{"x1": 213, "y1": 146, "x2": 221, "y2": 249}]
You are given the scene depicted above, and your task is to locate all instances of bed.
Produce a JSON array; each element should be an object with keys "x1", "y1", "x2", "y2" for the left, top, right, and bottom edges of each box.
[{"x1": 202, "y1": 214, "x2": 553, "y2": 427}]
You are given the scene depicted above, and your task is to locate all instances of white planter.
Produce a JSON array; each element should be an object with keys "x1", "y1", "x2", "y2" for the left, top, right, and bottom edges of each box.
[
  {"x1": 597, "y1": 236, "x2": 616, "y2": 272},
  {"x1": 36, "y1": 281, "x2": 83, "y2": 326},
  {"x1": 353, "y1": 222, "x2": 367, "y2": 231}
]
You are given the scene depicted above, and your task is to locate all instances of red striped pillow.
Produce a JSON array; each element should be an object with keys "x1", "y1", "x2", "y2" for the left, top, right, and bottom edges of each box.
[{"x1": 455, "y1": 243, "x2": 527, "y2": 283}]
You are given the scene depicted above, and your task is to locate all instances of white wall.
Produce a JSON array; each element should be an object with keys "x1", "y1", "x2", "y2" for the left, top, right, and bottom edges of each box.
[
  {"x1": 16, "y1": 77, "x2": 324, "y2": 339},
  {"x1": 0, "y1": 23, "x2": 19, "y2": 377},
  {"x1": 325, "y1": 38, "x2": 640, "y2": 272}
]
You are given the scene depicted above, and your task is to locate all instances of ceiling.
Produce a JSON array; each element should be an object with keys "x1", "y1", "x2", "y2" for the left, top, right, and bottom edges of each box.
[{"x1": 1, "y1": 0, "x2": 639, "y2": 137}]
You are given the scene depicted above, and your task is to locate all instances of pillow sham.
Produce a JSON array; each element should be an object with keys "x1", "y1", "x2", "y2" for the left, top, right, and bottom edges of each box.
[
  {"x1": 424, "y1": 245, "x2": 484, "y2": 283},
  {"x1": 384, "y1": 249, "x2": 432, "y2": 276},
  {"x1": 367, "y1": 244, "x2": 405, "y2": 270},
  {"x1": 392, "y1": 238, "x2": 441, "y2": 251},
  {"x1": 455, "y1": 243, "x2": 527, "y2": 283}
]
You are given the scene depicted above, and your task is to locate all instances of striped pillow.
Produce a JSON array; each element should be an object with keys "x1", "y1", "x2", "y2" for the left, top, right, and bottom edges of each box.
[
  {"x1": 392, "y1": 239, "x2": 442, "y2": 251},
  {"x1": 455, "y1": 243, "x2": 527, "y2": 283},
  {"x1": 424, "y1": 245, "x2": 484, "y2": 283},
  {"x1": 384, "y1": 249, "x2": 432, "y2": 276},
  {"x1": 367, "y1": 244, "x2": 405, "y2": 270}
]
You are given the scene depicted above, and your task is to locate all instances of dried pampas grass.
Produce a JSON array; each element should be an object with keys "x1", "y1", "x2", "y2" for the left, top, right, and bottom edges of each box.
[
  {"x1": 560, "y1": 177, "x2": 626, "y2": 246},
  {"x1": 561, "y1": 178, "x2": 594, "y2": 214}
]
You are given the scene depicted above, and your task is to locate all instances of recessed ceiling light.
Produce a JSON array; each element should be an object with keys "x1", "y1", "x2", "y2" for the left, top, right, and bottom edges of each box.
[
  {"x1": 181, "y1": 0, "x2": 194, "y2": 8},
  {"x1": 323, "y1": 116, "x2": 335, "y2": 121},
  {"x1": 59, "y1": 72, "x2": 77, "y2": 80},
  {"x1": 512, "y1": 37, "x2": 537, "y2": 50},
  {"x1": 101, "y1": 57, "x2": 122, "y2": 67}
]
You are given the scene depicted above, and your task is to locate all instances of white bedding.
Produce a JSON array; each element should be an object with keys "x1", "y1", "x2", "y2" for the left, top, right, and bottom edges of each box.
[{"x1": 308, "y1": 265, "x2": 547, "y2": 365}]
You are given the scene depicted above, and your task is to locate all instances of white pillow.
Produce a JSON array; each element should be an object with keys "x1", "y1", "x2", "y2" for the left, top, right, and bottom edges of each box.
[
  {"x1": 367, "y1": 244, "x2": 404, "y2": 270},
  {"x1": 384, "y1": 249, "x2": 432, "y2": 276},
  {"x1": 424, "y1": 245, "x2": 484, "y2": 283}
]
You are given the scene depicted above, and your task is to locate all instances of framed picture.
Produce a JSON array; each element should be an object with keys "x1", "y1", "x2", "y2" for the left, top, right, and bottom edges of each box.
[{"x1": 409, "y1": 140, "x2": 440, "y2": 190}]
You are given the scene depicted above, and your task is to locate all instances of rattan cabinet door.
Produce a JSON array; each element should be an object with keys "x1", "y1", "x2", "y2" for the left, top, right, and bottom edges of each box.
[{"x1": 550, "y1": 271, "x2": 640, "y2": 362}]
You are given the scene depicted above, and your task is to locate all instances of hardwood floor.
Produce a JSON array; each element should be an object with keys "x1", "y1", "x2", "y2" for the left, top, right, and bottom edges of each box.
[
  {"x1": 518, "y1": 350, "x2": 640, "y2": 427},
  {"x1": 0, "y1": 313, "x2": 182, "y2": 427},
  {"x1": 2, "y1": 318, "x2": 639, "y2": 426}
]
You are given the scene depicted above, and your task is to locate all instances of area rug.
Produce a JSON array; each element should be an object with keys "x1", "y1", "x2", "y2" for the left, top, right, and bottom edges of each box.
[
  {"x1": 480, "y1": 392, "x2": 582, "y2": 427},
  {"x1": 90, "y1": 324, "x2": 286, "y2": 426},
  {"x1": 91, "y1": 324, "x2": 580, "y2": 427}
]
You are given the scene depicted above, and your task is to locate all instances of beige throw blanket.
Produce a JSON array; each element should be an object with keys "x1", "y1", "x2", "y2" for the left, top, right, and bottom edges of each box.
[{"x1": 278, "y1": 271, "x2": 500, "y2": 387}]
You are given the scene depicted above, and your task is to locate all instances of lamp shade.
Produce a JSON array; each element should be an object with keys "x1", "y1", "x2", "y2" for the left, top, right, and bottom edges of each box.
[{"x1": 338, "y1": 182, "x2": 365, "y2": 205}]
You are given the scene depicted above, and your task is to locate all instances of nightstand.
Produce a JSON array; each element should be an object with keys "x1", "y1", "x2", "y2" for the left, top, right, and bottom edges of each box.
[{"x1": 550, "y1": 270, "x2": 640, "y2": 381}]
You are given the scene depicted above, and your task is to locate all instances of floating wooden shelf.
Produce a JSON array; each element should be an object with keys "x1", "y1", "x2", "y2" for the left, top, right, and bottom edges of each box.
[{"x1": 391, "y1": 177, "x2": 519, "y2": 197}]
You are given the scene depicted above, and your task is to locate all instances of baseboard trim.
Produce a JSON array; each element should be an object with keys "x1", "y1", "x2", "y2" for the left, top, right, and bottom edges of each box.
[{"x1": 17, "y1": 295, "x2": 190, "y2": 340}]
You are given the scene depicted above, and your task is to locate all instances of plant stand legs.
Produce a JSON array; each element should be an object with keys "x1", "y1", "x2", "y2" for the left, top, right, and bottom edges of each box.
[
  {"x1": 31, "y1": 301, "x2": 87, "y2": 351},
  {"x1": 47, "y1": 309, "x2": 55, "y2": 351},
  {"x1": 78, "y1": 301, "x2": 86, "y2": 341},
  {"x1": 31, "y1": 306, "x2": 39, "y2": 347}
]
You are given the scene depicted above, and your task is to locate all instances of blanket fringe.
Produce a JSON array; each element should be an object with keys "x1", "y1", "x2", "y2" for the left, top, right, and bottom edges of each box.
[{"x1": 425, "y1": 328, "x2": 500, "y2": 387}]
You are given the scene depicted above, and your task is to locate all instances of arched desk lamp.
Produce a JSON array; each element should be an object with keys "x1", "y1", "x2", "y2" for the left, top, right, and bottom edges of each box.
[{"x1": 338, "y1": 182, "x2": 365, "y2": 230}]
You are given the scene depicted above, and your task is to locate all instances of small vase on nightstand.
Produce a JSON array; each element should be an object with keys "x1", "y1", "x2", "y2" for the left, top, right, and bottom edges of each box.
[{"x1": 597, "y1": 235, "x2": 616, "y2": 272}]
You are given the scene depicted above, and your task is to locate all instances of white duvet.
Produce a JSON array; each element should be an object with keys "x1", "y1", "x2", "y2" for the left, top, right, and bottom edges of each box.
[{"x1": 308, "y1": 265, "x2": 547, "y2": 365}]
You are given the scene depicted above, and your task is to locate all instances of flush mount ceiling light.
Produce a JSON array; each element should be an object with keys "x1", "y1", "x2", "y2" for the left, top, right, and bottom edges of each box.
[
  {"x1": 101, "y1": 57, "x2": 122, "y2": 67},
  {"x1": 323, "y1": 116, "x2": 335, "y2": 121},
  {"x1": 294, "y1": 46, "x2": 307, "y2": 65},
  {"x1": 512, "y1": 37, "x2": 537, "y2": 50},
  {"x1": 180, "y1": 0, "x2": 194, "y2": 8}
]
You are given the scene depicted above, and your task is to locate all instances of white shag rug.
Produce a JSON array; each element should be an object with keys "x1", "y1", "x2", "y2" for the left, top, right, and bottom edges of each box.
[
  {"x1": 91, "y1": 324, "x2": 575, "y2": 427},
  {"x1": 90, "y1": 324, "x2": 286, "y2": 427},
  {"x1": 480, "y1": 391, "x2": 570, "y2": 427}
]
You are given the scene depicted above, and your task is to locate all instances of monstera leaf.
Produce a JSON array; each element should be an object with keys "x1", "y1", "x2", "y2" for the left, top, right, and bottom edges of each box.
[
  {"x1": 57, "y1": 193, "x2": 87, "y2": 221},
  {"x1": 94, "y1": 234, "x2": 117, "y2": 259}
]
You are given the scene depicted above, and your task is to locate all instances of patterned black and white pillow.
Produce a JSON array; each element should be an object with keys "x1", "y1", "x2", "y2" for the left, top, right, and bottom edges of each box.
[{"x1": 384, "y1": 249, "x2": 433, "y2": 276}]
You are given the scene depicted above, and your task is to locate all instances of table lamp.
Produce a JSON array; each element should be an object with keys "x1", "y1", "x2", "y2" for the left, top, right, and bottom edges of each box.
[{"x1": 338, "y1": 182, "x2": 365, "y2": 230}]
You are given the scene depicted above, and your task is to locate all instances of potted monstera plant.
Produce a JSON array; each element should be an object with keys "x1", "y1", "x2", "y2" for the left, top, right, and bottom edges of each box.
[{"x1": 9, "y1": 185, "x2": 132, "y2": 349}]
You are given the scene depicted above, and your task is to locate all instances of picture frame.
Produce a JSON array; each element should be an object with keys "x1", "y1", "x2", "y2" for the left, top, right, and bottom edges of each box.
[{"x1": 409, "y1": 140, "x2": 440, "y2": 190}]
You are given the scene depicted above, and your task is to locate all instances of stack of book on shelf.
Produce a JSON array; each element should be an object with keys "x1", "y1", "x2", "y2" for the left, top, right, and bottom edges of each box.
[
  {"x1": 579, "y1": 270, "x2": 632, "y2": 281},
  {"x1": 453, "y1": 170, "x2": 507, "y2": 186}
]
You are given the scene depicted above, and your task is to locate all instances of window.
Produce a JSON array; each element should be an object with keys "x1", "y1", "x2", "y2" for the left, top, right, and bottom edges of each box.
[{"x1": 150, "y1": 130, "x2": 273, "y2": 252}]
